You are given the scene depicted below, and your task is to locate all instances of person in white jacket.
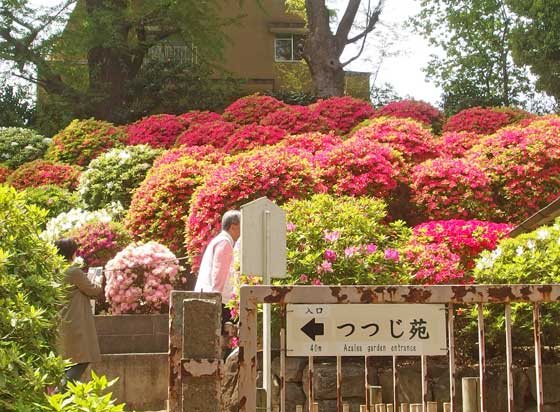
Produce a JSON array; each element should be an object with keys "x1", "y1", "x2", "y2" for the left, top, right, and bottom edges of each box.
[{"x1": 194, "y1": 210, "x2": 241, "y2": 326}]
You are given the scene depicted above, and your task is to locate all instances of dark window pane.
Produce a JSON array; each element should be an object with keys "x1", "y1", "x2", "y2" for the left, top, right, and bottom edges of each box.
[{"x1": 275, "y1": 38, "x2": 292, "y2": 61}]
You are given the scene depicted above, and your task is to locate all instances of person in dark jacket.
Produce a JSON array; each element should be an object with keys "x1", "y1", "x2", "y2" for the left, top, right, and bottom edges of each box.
[{"x1": 54, "y1": 238, "x2": 103, "y2": 384}]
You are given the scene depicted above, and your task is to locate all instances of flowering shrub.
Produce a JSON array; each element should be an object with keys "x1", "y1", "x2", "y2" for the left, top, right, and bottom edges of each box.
[
  {"x1": 175, "y1": 120, "x2": 239, "y2": 148},
  {"x1": 410, "y1": 158, "x2": 496, "y2": 220},
  {"x1": 105, "y1": 241, "x2": 181, "y2": 314},
  {"x1": 126, "y1": 158, "x2": 215, "y2": 255},
  {"x1": 372, "y1": 99, "x2": 444, "y2": 133},
  {"x1": 222, "y1": 94, "x2": 287, "y2": 125},
  {"x1": 281, "y1": 194, "x2": 411, "y2": 285},
  {"x1": 152, "y1": 144, "x2": 225, "y2": 168},
  {"x1": 0, "y1": 127, "x2": 51, "y2": 169},
  {"x1": 179, "y1": 110, "x2": 222, "y2": 126},
  {"x1": 310, "y1": 96, "x2": 374, "y2": 134},
  {"x1": 466, "y1": 118, "x2": 560, "y2": 222},
  {"x1": 443, "y1": 106, "x2": 533, "y2": 135},
  {"x1": 403, "y1": 219, "x2": 512, "y2": 284},
  {"x1": 316, "y1": 136, "x2": 405, "y2": 198},
  {"x1": 260, "y1": 105, "x2": 337, "y2": 134},
  {"x1": 437, "y1": 131, "x2": 481, "y2": 157},
  {"x1": 46, "y1": 119, "x2": 126, "y2": 166},
  {"x1": 351, "y1": 117, "x2": 438, "y2": 165},
  {"x1": 275, "y1": 132, "x2": 343, "y2": 155},
  {"x1": 21, "y1": 185, "x2": 79, "y2": 223},
  {"x1": 7, "y1": 160, "x2": 81, "y2": 190},
  {"x1": 41, "y1": 205, "x2": 122, "y2": 242},
  {"x1": 78, "y1": 145, "x2": 162, "y2": 210},
  {"x1": 0, "y1": 165, "x2": 11, "y2": 183},
  {"x1": 185, "y1": 147, "x2": 321, "y2": 272},
  {"x1": 222, "y1": 124, "x2": 287, "y2": 154},
  {"x1": 126, "y1": 114, "x2": 187, "y2": 149}
]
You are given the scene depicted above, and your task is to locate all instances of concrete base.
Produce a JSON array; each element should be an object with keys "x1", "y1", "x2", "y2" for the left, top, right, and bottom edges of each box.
[{"x1": 87, "y1": 353, "x2": 168, "y2": 411}]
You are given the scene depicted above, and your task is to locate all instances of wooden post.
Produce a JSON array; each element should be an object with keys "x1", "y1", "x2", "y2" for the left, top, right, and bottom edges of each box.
[
  {"x1": 313, "y1": 402, "x2": 319, "y2": 412},
  {"x1": 375, "y1": 404, "x2": 387, "y2": 412},
  {"x1": 296, "y1": 406, "x2": 304, "y2": 412},
  {"x1": 369, "y1": 386, "x2": 383, "y2": 405},
  {"x1": 462, "y1": 377, "x2": 480, "y2": 412},
  {"x1": 387, "y1": 404, "x2": 394, "y2": 412},
  {"x1": 426, "y1": 401, "x2": 437, "y2": 412},
  {"x1": 343, "y1": 405, "x2": 350, "y2": 412},
  {"x1": 443, "y1": 402, "x2": 451, "y2": 412},
  {"x1": 410, "y1": 404, "x2": 422, "y2": 412},
  {"x1": 399, "y1": 403, "x2": 409, "y2": 412}
]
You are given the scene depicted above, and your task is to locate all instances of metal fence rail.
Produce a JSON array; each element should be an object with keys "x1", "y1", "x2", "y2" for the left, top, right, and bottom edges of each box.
[{"x1": 238, "y1": 284, "x2": 560, "y2": 412}]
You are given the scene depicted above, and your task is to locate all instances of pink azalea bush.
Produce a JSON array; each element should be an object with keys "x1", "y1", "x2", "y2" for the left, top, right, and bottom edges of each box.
[
  {"x1": 126, "y1": 114, "x2": 187, "y2": 149},
  {"x1": 0, "y1": 165, "x2": 11, "y2": 183},
  {"x1": 372, "y1": 99, "x2": 444, "y2": 133},
  {"x1": 275, "y1": 132, "x2": 343, "y2": 155},
  {"x1": 46, "y1": 119, "x2": 127, "y2": 167},
  {"x1": 105, "y1": 241, "x2": 181, "y2": 314},
  {"x1": 7, "y1": 160, "x2": 81, "y2": 190},
  {"x1": 175, "y1": 120, "x2": 238, "y2": 148},
  {"x1": 351, "y1": 117, "x2": 438, "y2": 165},
  {"x1": 126, "y1": 158, "x2": 215, "y2": 255},
  {"x1": 402, "y1": 220, "x2": 512, "y2": 284},
  {"x1": 179, "y1": 110, "x2": 222, "y2": 126},
  {"x1": 443, "y1": 106, "x2": 533, "y2": 135},
  {"x1": 222, "y1": 94, "x2": 287, "y2": 125},
  {"x1": 260, "y1": 105, "x2": 337, "y2": 134},
  {"x1": 310, "y1": 96, "x2": 374, "y2": 134},
  {"x1": 185, "y1": 147, "x2": 321, "y2": 272},
  {"x1": 438, "y1": 131, "x2": 481, "y2": 157},
  {"x1": 316, "y1": 136, "x2": 405, "y2": 198},
  {"x1": 466, "y1": 117, "x2": 560, "y2": 222},
  {"x1": 222, "y1": 124, "x2": 287, "y2": 154},
  {"x1": 410, "y1": 158, "x2": 496, "y2": 220},
  {"x1": 152, "y1": 145, "x2": 225, "y2": 168}
]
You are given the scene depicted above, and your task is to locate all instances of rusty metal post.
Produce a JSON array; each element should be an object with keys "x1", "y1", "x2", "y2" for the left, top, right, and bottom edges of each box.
[
  {"x1": 169, "y1": 291, "x2": 187, "y2": 412},
  {"x1": 504, "y1": 304, "x2": 514, "y2": 412},
  {"x1": 308, "y1": 356, "x2": 314, "y2": 412},
  {"x1": 477, "y1": 304, "x2": 486, "y2": 412},
  {"x1": 421, "y1": 356, "x2": 428, "y2": 412},
  {"x1": 534, "y1": 303, "x2": 543, "y2": 412},
  {"x1": 239, "y1": 287, "x2": 258, "y2": 412},
  {"x1": 392, "y1": 356, "x2": 398, "y2": 411},
  {"x1": 280, "y1": 304, "x2": 286, "y2": 412},
  {"x1": 181, "y1": 294, "x2": 222, "y2": 412},
  {"x1": 447, "y1": 304, "x2": 456, "y2": 412},
  {"x1": 462, "y1": 377, "x2": 480, "y2": 412},
  {"x1": 336, "y1": 356, "x2": 342, "y2": 412}
]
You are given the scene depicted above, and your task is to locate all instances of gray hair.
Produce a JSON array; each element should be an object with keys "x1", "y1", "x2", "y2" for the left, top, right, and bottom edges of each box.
[{"x1": 221, "y1": 210, "x2": 241, "y2": 231}]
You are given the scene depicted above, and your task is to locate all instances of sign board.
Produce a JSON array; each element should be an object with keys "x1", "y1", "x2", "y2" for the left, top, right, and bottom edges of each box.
[
  {"x1": 287, "y1": 304, "x2": 447, "y2": 357},
  {"x1": 87, "y1": 267, "x2": 103, "y2": 315},
  {"x1": 240, "y1": 197, "x2": 286, "y2": 278}
]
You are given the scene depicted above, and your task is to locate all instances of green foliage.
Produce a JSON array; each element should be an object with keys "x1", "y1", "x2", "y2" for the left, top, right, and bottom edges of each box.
[
  {"x1": 21, "y1": 185, "x2": 80, "y2": 226},
  {"x1": 78, "y1": 145, "x2": 162, "y2": 211},
  {"x1": 0, "y1": 82, "x2": 36, "y2": 128},
  {"x1": 507, "y1": 0, "x2": 560, "y2": 102},
  {"x1": 281, "y1": 194, "x2": 411, "y2": 286},
  {"x1": 412, "y1": 0, "x2": 532, "y2": 115},
  {"x1": 43, "y1": 371, "x2": 125, "y2": 412},
  {"x1": 0, "y1": 184, "x2": 67, "y2": 412},
  {"x1": 0, "y1": 128, "x2": 51, "y2": 169}
]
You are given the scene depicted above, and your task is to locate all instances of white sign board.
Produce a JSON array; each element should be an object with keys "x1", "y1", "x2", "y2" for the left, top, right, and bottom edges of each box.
[
  {"x1": 240, "y1": 197, "x2": 286, "y2": 278},
  {"x1": 287, "y1": 304, "x2": 447, "y2": 357}
]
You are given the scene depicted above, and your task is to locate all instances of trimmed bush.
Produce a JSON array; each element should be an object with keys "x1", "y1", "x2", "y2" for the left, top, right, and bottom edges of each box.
[
  {"x1": 275, "y1": 132, "x2": 343, "y2": 155},
  {"x1": 222, "y1": 94, "x2": 287, "y2": 125},
  {"x1": 222, "y1": 124, "x2": 287, "y2": 154},
  {"x1": 372, "y1": 99, "x2": 444, "y2": 133},
  {"x1": 175, "y1": 120, "x2": 238, "y2": 148},
  {"x1": 152, "y1": 145, "x2": 225, "y2": 169},
  {"x1": 310, "y1": 96, "x2": 374, "y2": 134},
  {"x1": 260, "y1": 105, "x2": 337, "y2": 134},
  {"x1": 443, "y1": 106, "x2": 533, "y2": 135},
  {"x1": 78, "y1": 145, "x2": 162, "y2": 210},
  {"x1": 282, "y1": 194, "x2": 411, "y2": 286},
  {"x1": 0, "y1": 165, "x2": 11, "y2": 183},
  {"x1": 126, "y1": 114, "x2": 187, "y2": 149},
  {"x1": 437, "y1": 131, "x2": 481, "y2": 157},
  {"x1": 179, "y1": 110, "x2": 222, "y2": 126},
  {"x1": 0, "y1": 127, "x2": 51, "y2": 169},
  {"x1": 46, "y1": 119, "x2": 126, "y2": 166},
  {"x1": 21, "y1": 185, "x2": 79, "y2": 224},
  {"x1": 8, "y1": 160, "x2": 81, "y2": 190}
]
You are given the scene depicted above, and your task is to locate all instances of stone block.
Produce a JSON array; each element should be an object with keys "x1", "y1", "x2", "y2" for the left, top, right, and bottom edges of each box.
[
  {"x1": 271, "y1": 356, "x2": 307, "y2": 383},
  {"x1": 302, "y1": 361, "x2": 366, "y2": 400},
  {"x1": 528, "y1": 365, "x2": 560, "y2": 404}
]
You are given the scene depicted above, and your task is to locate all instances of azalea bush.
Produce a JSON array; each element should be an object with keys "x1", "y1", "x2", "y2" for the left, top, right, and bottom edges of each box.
[
  {"x1": 222, "y1": 94, "x2": 287, "y2": 125},
  {"x1": 152, "y1": 144, "x2": 225, "y2": 168},
  {"x1": 179, "y1": 110, "x2": 222, "y2": 126},
  {"x1": 260, "y1": 105, "x2": 336, "y2": 134},
  {"x1": 78, "y1": 145, "x2": 162, "y2": 210},
  {"x1": 222, "y1": 124, "x2": 287, "y2": 154},
  {"x1": 21, "y1": 185, "x2": 79, "y2": 224},
  {"x1": 351, "y1": 117, "x2": 438, "y2": 165},
  {"x1": 105, "y1": 241, "x2": 181, "y2": 314},
  {"x1": 372, "y1": 99, "x2": 444, "y2": 133},
  {"x1": 45, "y1": 119, "x2": 126, "y2": 166},
  {"x1": 126, "y1": 114, "x2": 187, "y2": 149},
  {"x1": 186, "y1": 147, "x2": 321, "y2": 272},
  {"x1": 437, "y1": 131, "x2": 481, "y2": 157},
  {"x1": 275, "y1": 132, "x2": 342, "y2": 155},
  {"x1": 175, "y1": 120, "x2": 238, "y2": 148},
  {"x1": 7, "y1": 160, "x2": 81, "y2": 190},
  {"x1": 310, "y1": 96, "x2": 374, "y2": 134},
  {"x1": 0, "y1": 127, "x2": 51, "y2": 169},
  {"x1": 0, "y1": 185, "x2": 67, "y2": 412},
  {"x1": 316, "y1": 137, "x2": 405, "y2": 198},
  {"x1": 443, "y1": 106, "x2": 533, "y2": 135},
  {"x1": 410, "y1": 158, "x2": 496, "y2": 220},
  {"x1": 281, "y1": 194, "x2": 411, "y2": 285},
  {"x1": 466, "y1": 118, "x2": 560, "y2": 222},
  {"x1": 126, "y1": 158, "x2": 215, "y2": 255},
  {"x1": 0, "y1": 165, "x2": 11, "y2": 183}
]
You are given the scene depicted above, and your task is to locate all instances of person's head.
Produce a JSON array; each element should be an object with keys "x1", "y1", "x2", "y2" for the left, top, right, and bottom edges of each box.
[
  {"x1": 221, "y1": 210, "x2": 241, "y2": 241},
  {"x1": 54, "y1": 238, "x2": 79, "y2": 262}
]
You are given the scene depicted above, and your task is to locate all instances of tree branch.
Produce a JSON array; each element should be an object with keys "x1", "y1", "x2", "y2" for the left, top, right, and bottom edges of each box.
[
  {"x1": 346, "y1": 0, "x2": 384, "y2": 44},
  {"x1": 334, "y1": 0, "x2": 361, "y2": 51}
]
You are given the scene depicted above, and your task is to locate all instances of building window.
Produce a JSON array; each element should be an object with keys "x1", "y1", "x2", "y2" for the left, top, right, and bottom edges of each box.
[{"x1": 274, "y1": 34, "x2": 304, "y2": 62}]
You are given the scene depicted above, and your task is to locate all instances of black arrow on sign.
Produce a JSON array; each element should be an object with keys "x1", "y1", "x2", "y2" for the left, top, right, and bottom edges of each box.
[{"x1": 301, "y1": 318, "x2": 324, "y2": 341}]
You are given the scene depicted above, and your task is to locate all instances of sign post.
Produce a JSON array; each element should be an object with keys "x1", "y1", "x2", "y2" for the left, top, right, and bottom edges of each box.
[{"x1": 240, "y1": 197, "x2": 286, "y2": 412}]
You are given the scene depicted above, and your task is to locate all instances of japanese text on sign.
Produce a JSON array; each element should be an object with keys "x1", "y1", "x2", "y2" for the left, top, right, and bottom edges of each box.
[{"x1": 286, "y1": 304, "x2": 447, "y2": 357}]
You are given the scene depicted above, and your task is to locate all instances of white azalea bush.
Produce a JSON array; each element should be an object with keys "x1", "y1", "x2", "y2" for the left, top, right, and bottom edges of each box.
[
  {"x1": 78, "y1": 145, "x2": 162, "y2": 210},
  {"x1": 104, "y1": 241, "x2": 182, "y2": 314},
  {"x1": 0, "y1": 127, "x2": 51, "y2": 169}
]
